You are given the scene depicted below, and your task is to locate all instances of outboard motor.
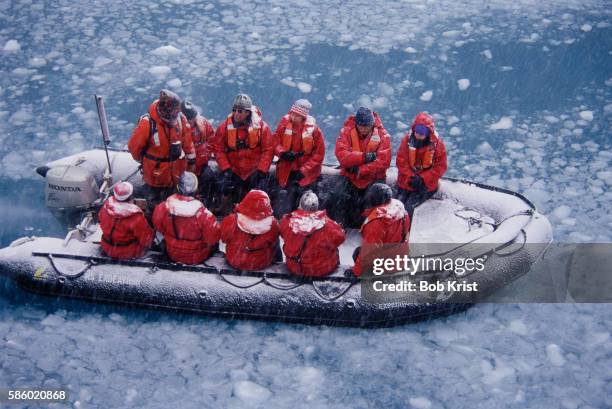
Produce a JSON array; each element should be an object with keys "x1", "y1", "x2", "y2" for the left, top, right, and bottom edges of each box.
[{"x1": 44, "y1": 165, "x2": 100, "y2": 223}]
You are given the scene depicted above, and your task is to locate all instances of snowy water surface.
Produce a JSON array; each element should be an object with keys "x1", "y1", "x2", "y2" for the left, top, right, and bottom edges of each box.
[{"x1": 0, "y1": 0, "x2": 610, "y2": 407}]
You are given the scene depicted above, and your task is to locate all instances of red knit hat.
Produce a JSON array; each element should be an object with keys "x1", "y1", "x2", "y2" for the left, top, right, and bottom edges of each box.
[
  {"x1": 289, "y1": 99, "x2": 311, "y2": 118},
  {"x1": 235, "y1": 190, "x2": 273, "y2": 220}
]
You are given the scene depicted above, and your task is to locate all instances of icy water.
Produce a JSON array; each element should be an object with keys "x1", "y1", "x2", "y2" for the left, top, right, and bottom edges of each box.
[{"x1": 0, "y1": 0, "x2": 611, "y2": 408}]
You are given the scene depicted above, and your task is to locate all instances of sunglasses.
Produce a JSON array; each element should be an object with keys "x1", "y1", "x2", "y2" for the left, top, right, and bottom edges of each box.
[{"x1": 232, "y1": 108, "x2": 248, "y2": 114}]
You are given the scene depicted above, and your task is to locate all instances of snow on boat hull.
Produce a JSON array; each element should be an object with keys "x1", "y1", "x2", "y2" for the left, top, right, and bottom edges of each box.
[{"x1": 1, "y1": 155, "x2": 553, "y2": 326}]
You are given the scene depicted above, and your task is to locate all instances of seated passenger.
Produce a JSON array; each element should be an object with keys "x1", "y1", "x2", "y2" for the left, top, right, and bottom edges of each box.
[
  {"x1": 352, "y1": 183, "x2": 410, "y2": 277},
  {"x1": 396, "y1": 112, "x2": 447, "y2": 217},
  {"x1": 220, "y1": 190, "x2": 279, "y2": 271},
  {"x1": 280, "y1": 191, "x2": 346, "y2": 277},
  {"x1": 99, "y1": 181, "x2": 154, "y2": 260},
  {"x1": 153, "y1": 172, "x2": 220, "y2": 265},
  {"x1": 273, "y1": 99, "x2": 325, "y2": 217}
]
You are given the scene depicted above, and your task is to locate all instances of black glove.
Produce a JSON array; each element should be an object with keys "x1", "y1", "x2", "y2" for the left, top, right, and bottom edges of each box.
[
  {"x1": 364, "y1": 152, "x2": 377, "y2": 164},
  {"x1": 410, "y1": 175, "x2": 425, "y2": 191},
  {"x1": 280, "y1": 151, "x2": 297, "y2": 161},
  {"x1": 344, "y1": 269, "x2": 359, "y2": 283},
  {"x1": 346, "y1": 166, "x2": 359, "y2": 174},
  {"x1": 248, "y1": 170, "x2": 266, "y2": 185},
  {"x1": 293, "y1": 171, "x2": 305, "y2": 181},
  {"x1": 235, "y1": 138, "x2": 248, "y2": 150}
]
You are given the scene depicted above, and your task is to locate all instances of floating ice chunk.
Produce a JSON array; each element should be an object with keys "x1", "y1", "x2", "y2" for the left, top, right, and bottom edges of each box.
[
  {"x1": 476, "y1": 142, "x2": 495, "y2": 156},
  {"x1": 280, "y1": 78, "x2": 296, "y2": 87},
  {"x1": 233, "y1": 381, "x2": 272, "y2": 404},
  {"x1": 442, "y1": 30, "x2": 461, "y2": 38},
  {"x1": 404, "y1": 47, "x2": 417, "y2": 53},
  {"x1": 396, "y1": 121, "x2": 409, "y2": 130},
  {"x1": 167, "y1": 78, "x2": 182, "y2": 88},
  {"x1": 9, "y1": 108, "x2": 33, "y2": 125},
  {"x1": 28, "y1": 57, "x2": 46, "y2": 67},
  {"x1": 546, "y1": 344, "x2": 566, "y2": 366},
  {"x1": 41, "y1": 313, "x2": 65, "y2": 327},
  {"x1": 509, "y1": 319, "x2": 528, "y2": 335},
  {"x1": 506, "y1": 141, "x2": 524, "y2": 150},
  {"x1": 297, "y1": 82, "x2": 312, "y2": 93},
  {"x1": 579, "y1": 110, "x2": 593, "y2": 121},
  {"x1": 377, "y1": 82, "x2": 394, "y2": 96},
  {"x1": 447, "y1": 115, "x2": 459, "y2": 125},
  {"x1": 151, "y1": 45, "x2": 181, "y2": 56},
  {"x1": 481, "y1": 49, "x2": 493, "y2": 59},
  {"x1": 12, "y1": 68, "x2": 36, "y2": 76},
  {"x1": 3, "y1": 39, "x2": 20, "y2": 52},
  {"x1": 457, "y1": 78, "x2": 470, "y2": 91},
  {"x1": 568, "y1": 231, "x2": 593, "y2": 242},
  {"x1": 71, "y1": 107, "x2": 85, "y2": 115},
  {"x1": 148, "y1": 65, "x2": 171, "y2": 79},
  {"x1": 580, "y1": 24, "x2": 592, "y2": 32},
  {"x1": 596, "y1": 170, "x2": 612, "y2": 186},
  {"x1": 481, "y1": 359, "x2": 515, "y2": 385},
  {"x1": 490, "y1": 116, "x2": 513, "y2": 130},
  {"x1": 449, "y1": 126, "x2": 461, "y2": 136},
  {"x1": 372, "y1": 97, "x2": 387, "y2": 109},
  {"x1": 419, "y1": 90, "x2": 433, "y2": 102},
  {"x1": 93, "y1": 57, "x2": 113, "y2": 68},
  {"x1": 544, "y1": 115, "x2": 559, "y2": 123},
  {"x1": 552, "y1": 205, "x2": 571, "y2": 220},
  {"x1": 409, "y1": 397, "x2": 432, "y2": 409}
]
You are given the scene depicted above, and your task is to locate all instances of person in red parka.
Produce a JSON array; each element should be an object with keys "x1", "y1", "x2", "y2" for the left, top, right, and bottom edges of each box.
[
  {"x1": 352, "y1": 183, "x2": 410, "y2": 277},
  {"x1": 99, "y1": 181, "x2": 154, "y2": 260},
  {"x1": 128, "y1": 90, "x2": 196, "y2": 214},
  {"x1": 153, "y1": 172, "x2": 220, "y2": 265},
  {"x1": 214, "y1": 94, "x2": 274, "y2": 206},
  {"x1": 329, "y1": 107, "x2": 391, "y2": 227},
  {"x1": 273, "y1": 99, "x2": 325, "y2": 217},
  {"x1": 280, "y1": 191, "x2": 345, "y2": 277},
  {"x1": 396, "y1": 112, "x2": 447, "y2": 217},
  {"x1": 220, "y1": 190, "x2": 279, "y2": 271},
  {"x1": 181, "y1": 100, "x2": 216, "y2": 207}
]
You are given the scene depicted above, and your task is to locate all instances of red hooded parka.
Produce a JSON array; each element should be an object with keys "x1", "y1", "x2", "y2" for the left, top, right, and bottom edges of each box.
[
  {"x1": 153, "y1": 194, "x2": 220, "y2": 265},
  {"x1": 220, "y1": 190, "x2": 279, "y2": 271},
  {"x1": 98, "y1": 197, "x2": 154, "y2": 260},
  {"x1": 280, "y1": 209, "x2": 346, "y2": 277},
  {"x1": 396, "y1": 112, "x2": 448, "y2": 192},
  {"x1": 335, "y1": 112, "x2": 392, "y2": 189}
]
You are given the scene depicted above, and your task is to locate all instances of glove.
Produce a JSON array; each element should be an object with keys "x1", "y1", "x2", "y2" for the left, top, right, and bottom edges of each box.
[
  {"x1": 344, "y1": 269, "x2": 359, "y2": 283},
  {"x1": 235, "y1": 138, "x2": 248, "y2": 150},
  {"x1": 293, "y1": 171, "x2": 305, "y2": 181},
  {"x1": 280, "y1": 151, "x2": 297, "y2": 161},
  {"x1": 346, "y1": 166, "x2": 359, "y2": 174},
  {"x1": 410, "y1": 175, "x2": 425, "y2": 191},
  {"x1": 364, "y1": 152, "x2": 377, "y2": 164},
  {"x1": 248, "y1": 170, "x2": 266, "y2": 185}
]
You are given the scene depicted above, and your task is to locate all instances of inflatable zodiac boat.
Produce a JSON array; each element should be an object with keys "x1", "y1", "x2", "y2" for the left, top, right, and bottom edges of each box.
[{"x1": 0, "y1": 148, "x2": 552, "y2": 327}]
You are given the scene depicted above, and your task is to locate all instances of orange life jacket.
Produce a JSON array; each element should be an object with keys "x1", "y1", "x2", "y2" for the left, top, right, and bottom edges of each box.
[
  {"x1": 281, "y1": 115, "x2": 315, "y2": 155},
  {"x1": 350, "y1": 128, "x2": 381, "y2": 153},
  {"x1": 225, "y1": 113, "x2": 261, "y2": 150},
  {"x1": 408, "y1": 140, "x2": 435, "y2": 171}
]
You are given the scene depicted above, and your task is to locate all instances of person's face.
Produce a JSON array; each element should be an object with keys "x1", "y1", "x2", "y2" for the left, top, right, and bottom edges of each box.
[
  {"x1": 356, "y1": 124, "x2": 373, "y2": 138},
  {"x1": 290, "y1": 113, "x2": 305, "y2": 125},
  {"x1": 415, "y1": 131, "x2": 427, "y2": 141},
  {"x1": 232, "y1": 108, "x2": 250, "y2": 123}
]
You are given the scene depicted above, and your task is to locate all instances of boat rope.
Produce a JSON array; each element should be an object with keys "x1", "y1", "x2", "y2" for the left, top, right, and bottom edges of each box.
[
  {"x1": 47, "y1": 254, "x2": 93, "y2": 279},
  {"x1": 217, "y1": 272, "x2": 265, "y2": 289},
  {"x1": 262, "y1": 274, "x2": 306, "y2": 290},
  {"x1": 311, "y1": 281, "x2": 355, "y2": 302}
]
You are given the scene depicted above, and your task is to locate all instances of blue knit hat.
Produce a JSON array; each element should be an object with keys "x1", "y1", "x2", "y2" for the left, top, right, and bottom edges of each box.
[
  {"x1": 414, "y1": 124, "x2": 430, "y2": 136},
  {"x1": 355, "y1": 107, "x2": 374, "y2": 126}
]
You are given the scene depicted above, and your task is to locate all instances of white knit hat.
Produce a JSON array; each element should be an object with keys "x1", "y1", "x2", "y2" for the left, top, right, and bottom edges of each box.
[
  {"x1": 290, "y1": 99, "x2": 312, "y2": 118},
  {"x1": 113, "y1": 181, "x2": 133, "y2": 201}
]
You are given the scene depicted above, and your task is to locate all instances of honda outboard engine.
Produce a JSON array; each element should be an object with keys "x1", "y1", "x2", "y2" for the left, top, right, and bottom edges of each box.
[{"x1": 44, "y1": 165, "x2": 100, "y2": 223}]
